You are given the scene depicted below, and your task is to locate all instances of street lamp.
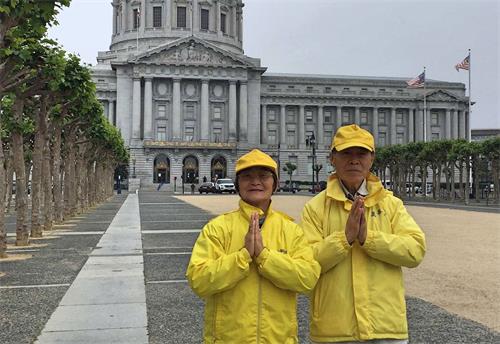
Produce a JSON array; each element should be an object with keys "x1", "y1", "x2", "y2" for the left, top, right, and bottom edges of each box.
[
  {"x1": 306, "y1": 132, "x2": 316, "y2": 193},
  {"x1": 132, "y1": 158, "x2": 137, "y2": 178}
]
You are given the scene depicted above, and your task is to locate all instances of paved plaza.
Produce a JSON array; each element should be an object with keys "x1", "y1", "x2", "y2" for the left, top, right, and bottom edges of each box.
[{"x1": 1, "y1": 192, "x2": 499, "y2": 344}]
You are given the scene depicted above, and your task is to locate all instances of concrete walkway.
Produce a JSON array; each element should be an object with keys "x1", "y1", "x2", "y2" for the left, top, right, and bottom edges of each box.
[{"x1": 36, "y1": 194, "x2": 147, "y2": 344}]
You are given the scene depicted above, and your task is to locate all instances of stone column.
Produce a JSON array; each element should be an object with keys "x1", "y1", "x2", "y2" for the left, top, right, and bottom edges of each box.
[
  {"x1": 390, "y1": 107, "x2": 397, "y2": 145},
  {"x1": 172, "y1": 78, "x2": 181, "y2": 141},
  {"x1": 261, "y1": 104, "x2": 267, "y2": 144},
  {"x1": 132, "y1": 77, "x2": 142, "y2": 141},
  {"x1": 354, "y1": 106, "x2": 360, "y2": 125},
  {"x1": 108, "y1": 100, "x2": 115, "y2": 124},
  {"x1": 372, "y1": 107, "x2": 379, "y2": 144},
  {"x1": 335, "y1": 106, "x2": 342, "y2": 131},
  {"x1": 459, "y1": 110, "x2": 466, "y2": 139},
  {"x1": 200, "y1": 79, "x2": 209, "y2": 141},
  {"x1": 317, "y1": 105, "x2": 324, "y2": 146},
  {"x1": 416, "y1": 108, "x2": 424, "y2": 141},
  {"x1": 452, "y1": 109, "x2": 459, "y2": 139},
  {"x1": 144, "y1": 77, "x2": 153, "y2": 140},
  {"x1": 228, "y1": 80, "x2": 237, "y2": 142},
  {"x1": 408, "y1": 108, "x2": 414, "y2": 142},
  {"x1": 112, "y1": 5, "x2": 117, "y2": 34},
  {"x1": 299, "y1": 105, "x2": 305, "y2": 148},
  {"x1": 426, "y1": 109, "x2": 432, "y2": 142},
  {"x1": 280, "y1": 105, "x2": 287, "y2": 148},
  {"x1": 239, "y1": 81, "x2": 248, "y2": 141},
  {"x1": 232, "y1": 5, "x2": 237, "y2": 38},
  {"x1": 445, "y1": 109, "x2": 451, "y2": 139}
]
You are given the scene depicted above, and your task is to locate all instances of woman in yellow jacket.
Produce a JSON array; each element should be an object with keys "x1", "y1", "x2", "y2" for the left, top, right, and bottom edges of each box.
[
  {"x1": 301, "y1": 125, "x2": 426, "y2": 344},
  {"x1": 186, "y1": 149, "x2": 320, "y2": 344}
]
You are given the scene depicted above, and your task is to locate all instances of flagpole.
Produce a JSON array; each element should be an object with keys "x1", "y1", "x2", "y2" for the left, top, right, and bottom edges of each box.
[
  {"x1": 467, "y1": 49, "x2": 471, "y2": 142},
  {"x1": 423, "y1": 66, "x2": 427, "y2": 142}
]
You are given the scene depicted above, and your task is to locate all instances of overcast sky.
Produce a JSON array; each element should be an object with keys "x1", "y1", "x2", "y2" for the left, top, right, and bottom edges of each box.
[{"x1": 47, "y1": 0, "x2": 499, "y2": 129}]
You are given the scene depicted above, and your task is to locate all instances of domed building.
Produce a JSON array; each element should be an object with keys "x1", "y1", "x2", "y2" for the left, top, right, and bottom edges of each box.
[{"x1": 92, "y1": 0, "x2": 470, "y2": 191}]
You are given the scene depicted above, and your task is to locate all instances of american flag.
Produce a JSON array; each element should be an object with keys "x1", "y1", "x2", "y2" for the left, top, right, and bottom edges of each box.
[
  {"x1": 406, "y1": 71, "x2": 425, "y2": 88},
  {"x1": 455, "y1": 55, "x2": 470, "y2": 71}
]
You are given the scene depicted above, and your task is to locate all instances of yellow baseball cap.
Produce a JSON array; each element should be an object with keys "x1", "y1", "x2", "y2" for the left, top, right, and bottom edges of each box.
[
  {"x1": 331, "y1": 124, "x2": 375, "y2": 152},
  {"x1": 235, "y1": 149, "x2": 278, "y2": 176}
]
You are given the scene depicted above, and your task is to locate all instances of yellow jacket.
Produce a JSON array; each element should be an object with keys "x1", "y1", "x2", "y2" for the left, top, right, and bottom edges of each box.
[
  {"x1": 187, "y1": 199, "x2": 321, "y2": 344},
  {"x1": 301, "y1": 173, "x2": 426, "y2": 343}
]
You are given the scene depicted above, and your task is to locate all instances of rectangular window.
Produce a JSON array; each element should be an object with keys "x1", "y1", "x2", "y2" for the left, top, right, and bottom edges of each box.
[
  {"x1": 397, "y1": 133, "x2": 404, "y2": 144},
  {"x1": 431, "y1": 113, "x2": 439, "y2": 125},
  {"x1": 396, "y1": 112, "x2": 404, "y2": 125},
  {"x1": 287, "y1": 112, "x2": 295, "y2": 123},
  {"x1": 306, "y1": 86, "x2": 314, "y2": 93},
  {"x1": 153, "y1": 6, "x2": 162, "y2": 28},
  {"x1": 177, "y1": 7, "x2": 186, "y2": 28},
  {"x1": 213, "y1": 106, "x2": 222, "y2": 119},
  {"x1": 184, "y1": 127, "x2": 194, "y2": 141},
  {"x1": 201, "y1": 8, "x2": 209, "y2": 30},
  {"x1": 157, "y1": 126, "x2": 166, "y2": 141},
  {"x1": 268, "y1": 109, "x2": 276, "y2": 121},
  {"x1": 268, "y1": 130, "x2": 276, "y2": 144},
  {"x1": 157, "y1": 105, "x2": 166, "y2": 118},
  {"x1": 185, "y1": 104, "x2": 195, "y2": 119},
  {"x1": 379, "y1": 133, "x2": 386, "y2": 146},
  {"x1": 325, "y1": 87, "x2": 332, "y2": 93},
  {"x1": 378, "y1": 112, "x2": 386, "y2": 125},
  {"x1": 324, "y1": 131, "x2": 332, "y2": 145},
  {"x1": 133, "y1": 9, "x2": 140, "y2": 29},
  {"x1": 287, "y1": 130, "x2": 296, "y2": 146},
  {"x1": 220, "y1": 13, "x2": 226, "y2": 33},
  {"x1": 213, "y1": 128, "x2": 222, "y2": 142},
  {"x1": 342, "y1": 112, "x2": 350, "y2": 124},
  {"x1": 431, "y1": 133, "x2": 440, "y2": 141},
  {"x1": 361, "y1": 112, "x2": 368, "y2": 124},
  {"x1": 306, "y1": 110, "x2": 313, "y2": 122},
  {"x1": 324, "y1": 111, "x2": 332, "y2": 123}
]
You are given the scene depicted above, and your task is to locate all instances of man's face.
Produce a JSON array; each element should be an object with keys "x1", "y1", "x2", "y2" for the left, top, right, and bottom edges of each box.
[
  {"x1": 237, "y1": 167, "x2": 275, "y2": 210},
  {"x1": 331, "y1": 147, "x2": 374, "y2": 190}
]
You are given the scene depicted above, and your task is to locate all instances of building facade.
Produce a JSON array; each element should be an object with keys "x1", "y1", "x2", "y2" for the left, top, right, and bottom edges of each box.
[{"x1": 92, "y1": 0, "x2": 470, "y2": 190}]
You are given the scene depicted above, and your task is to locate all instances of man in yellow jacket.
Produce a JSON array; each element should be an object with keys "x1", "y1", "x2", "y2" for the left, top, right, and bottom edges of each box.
[
  {"x1": 301, "y1": 124, "x2": 426, "y2": 344},
  {"x1": 187, "y1": 149, "x2": 321, "y2": 344}
]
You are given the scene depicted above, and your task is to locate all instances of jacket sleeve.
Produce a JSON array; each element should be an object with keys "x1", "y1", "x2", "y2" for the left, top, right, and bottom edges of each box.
[
  {"x1": 362, "y1": 198, "x2": 426, "y2": 268},
  {"x1": 301, "y1": 200, "x2": 351, "y2": 274},
  {"x1": 186, "y1": 221, "x2": 252, "y2": 298},
  {"x1": 255, "y1": 224, "x2": 321, "y2": 293}
]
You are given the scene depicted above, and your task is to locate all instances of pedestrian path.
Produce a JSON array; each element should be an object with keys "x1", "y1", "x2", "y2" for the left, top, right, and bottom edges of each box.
[{"x1": 36, "y1": 194, "x2": 147, "y2": 344}]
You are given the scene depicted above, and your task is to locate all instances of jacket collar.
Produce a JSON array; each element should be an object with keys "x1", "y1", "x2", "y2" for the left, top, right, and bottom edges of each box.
[
  {"x1": 238, "y1": 199, "x2": 273, "y2": 222},
  {"x1": 326, "y1": 172, "x2": 388, "y2": 208}
]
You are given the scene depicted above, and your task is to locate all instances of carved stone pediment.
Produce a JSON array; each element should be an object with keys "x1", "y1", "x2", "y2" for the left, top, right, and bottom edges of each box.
[
  {"x1": 425, "y1": 90, "x2": 462, "y2": 102},
  {"x1": 132, "y1": 38, "x2": 251, "y2": 68}
]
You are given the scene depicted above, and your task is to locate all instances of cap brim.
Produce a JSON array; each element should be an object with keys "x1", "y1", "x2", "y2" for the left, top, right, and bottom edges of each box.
[{"x1": 334, "y1": 142, "x2": 374, "y2": 152}]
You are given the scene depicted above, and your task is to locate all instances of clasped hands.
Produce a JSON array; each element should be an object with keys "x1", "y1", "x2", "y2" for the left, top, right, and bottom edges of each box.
[
  {"x1": 345, "y1": 195, "x2": 367, "y2": 246},
  {"x1": 244, "y1": 212, "x2": 264, "y2": 258}
]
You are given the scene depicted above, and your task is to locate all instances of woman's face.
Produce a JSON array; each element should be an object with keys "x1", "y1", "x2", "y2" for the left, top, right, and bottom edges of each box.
[{"x1": 237, "y1": 167, "x2": 275, "y2": 211}]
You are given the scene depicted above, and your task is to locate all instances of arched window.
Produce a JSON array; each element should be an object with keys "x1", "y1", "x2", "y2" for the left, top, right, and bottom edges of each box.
[
  {"x1": 211, "y1": 155, "x2": 227, "y2": 181},
  {"x1": 183, "y1": 155, "x2": 199, "y2": 183},
  {"x1": 154, "y1": 154, "x2": 170, "y2": 183}
]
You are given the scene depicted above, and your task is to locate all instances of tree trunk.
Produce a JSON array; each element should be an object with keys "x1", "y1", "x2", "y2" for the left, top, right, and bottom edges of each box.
[
  {"x1": 52, "y1": 125, "x2": 63, "y2": 223},
  {"x1": 64, "y1": 130, "x2": 77, "y2": 218},
  {"x1": 42, "y1": 133, "x2": 53, "y2": 231},
  {"x1": 0, "y1": 122, "x2": 7, "y2": 258},
  {"x1": 11, "y1": 98, "x2": 29, "y2": 246},
  {"x1": 30, "y1": 108, "x2": 45, "y2": 238},
  {"x1": 5, "y1": 150, "x2": 13, "y2": 212}
]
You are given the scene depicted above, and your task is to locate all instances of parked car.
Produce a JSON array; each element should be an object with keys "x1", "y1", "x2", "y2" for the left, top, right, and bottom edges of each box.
[
  {"x1": 215, "y1": 178, "x2": 236, "y2": 194},
  {"x1": 198, "y1": 182, "x2": 217, "y2": 194},
  {"x1": 279, "y1": 182, "x2": 300, "y2": 193}
]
